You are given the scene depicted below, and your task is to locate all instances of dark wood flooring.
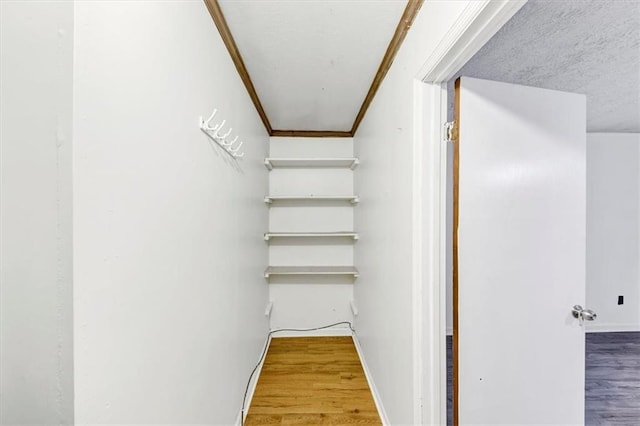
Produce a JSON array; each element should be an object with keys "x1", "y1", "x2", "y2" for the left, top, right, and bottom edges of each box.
[
  {"x1": 447, "y1": 332, "x2": 640, "y2": 425},
  {"x1": 447, "y1": 336, "x2": 453, "y2": 425},
  {"x1": 586, "y1": 332, "x2": 640, "y2": 425}
]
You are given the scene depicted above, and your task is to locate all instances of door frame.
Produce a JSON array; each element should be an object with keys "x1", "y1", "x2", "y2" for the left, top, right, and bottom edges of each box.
[{"x1": 410, "y1": 1, "x2": 526, "y2": 423}]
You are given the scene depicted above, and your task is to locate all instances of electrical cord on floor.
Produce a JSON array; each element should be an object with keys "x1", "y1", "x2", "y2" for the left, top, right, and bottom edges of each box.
[{"x1": 240, "y1": 321, "x2": 356, "y2": 426}]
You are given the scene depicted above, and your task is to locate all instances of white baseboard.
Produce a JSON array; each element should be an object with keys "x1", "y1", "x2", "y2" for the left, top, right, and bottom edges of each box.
[
  {"x1": 352, "y1": 334, "x2": 390, "y2": 426},
  {"x1": 268, "y1": 327, "x2": 353, "y2": 338},
  {"x1": 446, "y1": 326, "x2": 453, "y2": 336},
  {"x1": 586, "y1": 323, "x2": 640, "y2": 333},
  {"x1": 238, "y1": 326, "x2": 384, "y2": 425},
  {"x1": 237, "y1": 334, "x2": 272, "y2": 426}
]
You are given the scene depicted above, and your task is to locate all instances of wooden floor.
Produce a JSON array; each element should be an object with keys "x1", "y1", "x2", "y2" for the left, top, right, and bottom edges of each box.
[
  {"x1": 447, "y1": 332, "x2": 640, "y2": 425},
  {"x1": 585, "y1": 332, "x2": 640, "y2": 425},
  {"x1": 245, "y1": 336, "x2": 381, "y2": 425}
]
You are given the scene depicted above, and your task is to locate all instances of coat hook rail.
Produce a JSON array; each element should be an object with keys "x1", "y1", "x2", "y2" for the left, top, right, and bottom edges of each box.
[{"x1": 199, "y1": 108, "x2": 245, "y2": 159}]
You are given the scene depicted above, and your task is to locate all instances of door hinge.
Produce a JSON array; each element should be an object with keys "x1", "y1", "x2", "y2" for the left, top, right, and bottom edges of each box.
[{"x1": 444, "y1": 121, "x2": 456, "y2": 142}]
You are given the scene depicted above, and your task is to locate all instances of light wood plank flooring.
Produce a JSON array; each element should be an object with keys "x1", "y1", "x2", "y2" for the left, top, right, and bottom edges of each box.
[{"x1": 245, "y1": 336, "x2": 381, "y2": 425}]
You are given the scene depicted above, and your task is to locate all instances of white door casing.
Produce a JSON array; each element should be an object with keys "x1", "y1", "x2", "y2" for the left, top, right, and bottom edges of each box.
[
  {"x1": 456, "y1": 77, "x2": 586, "y2": 424},
  {"x1": 413, "y1": 1, "x2": 527, "y2": 422}
]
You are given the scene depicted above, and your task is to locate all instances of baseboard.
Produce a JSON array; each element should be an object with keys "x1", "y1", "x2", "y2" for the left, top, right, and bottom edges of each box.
[
  {"x1": 352, "y1": 334, "x2": 390, "y2": 426},
  {"x1": 238, "y1": 326, "x2": 383, "y2": 425},
  {"x1": 446, "y1": 326, "x2": 453, "y2": 336},
  {"x1": 237, "y1": 334, "x2": 272, "y2": 426},
  {"x1": 268, "y1": 327, "x2": 353, "y2": 338},
  {"x1": 586, "y1": 323, "x2": 640, "y2": 333}
]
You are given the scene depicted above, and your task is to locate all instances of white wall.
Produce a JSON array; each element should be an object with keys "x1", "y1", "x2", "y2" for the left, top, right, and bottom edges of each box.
[
  {"x1": 72, "y1": 1, "x2": 269, "y2": 423},
  {"x1": 353, "y1": 1, "x2": 473, "y2": 424},
  {"x1": 586, "y1": 133, "x2": 640, "y2": 332},
  {"x1": 0, "y1": 2, "x2": 75, "y2": 423},
  {"x1": 268, "y1": 137, "x2": 355, "y2": 330}
]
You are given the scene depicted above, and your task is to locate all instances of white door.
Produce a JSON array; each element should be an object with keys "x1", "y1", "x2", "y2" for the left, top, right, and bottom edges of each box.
[{"x1": 453, "y1": 77, "x2": 587, "y2": 425}]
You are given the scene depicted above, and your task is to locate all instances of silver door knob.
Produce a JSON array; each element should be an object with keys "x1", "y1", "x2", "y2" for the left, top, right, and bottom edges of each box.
[
  {"x1": 571, "y1": 305, "x2": 597, "y2": 321},
  {"x1": 582, "y1": 309, "x2": 597, "y2": 321}
]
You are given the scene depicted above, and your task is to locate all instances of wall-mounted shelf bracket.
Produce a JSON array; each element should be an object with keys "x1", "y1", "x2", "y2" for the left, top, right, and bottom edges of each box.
[
  {"x1": 349, "y1": 300, "x2": 359, "y2": 317},
  {"x1": 264, "y1": 300, "x2": 274, "y2": 317}
]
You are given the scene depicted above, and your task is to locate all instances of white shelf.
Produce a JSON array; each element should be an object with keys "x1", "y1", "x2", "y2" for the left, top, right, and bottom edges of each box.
[
  {"x1": 264, "y1": 232, "x2": 359, "y2": 241},
  {"x1": 264, "y1": 266, "x2": 359, "y2": 279},
  {"x1": 264, "y1": 157, "x2": 359, "y2": 171},
  {"x1": 264, "y1": 195, "x2": 359, "y2": 204}
]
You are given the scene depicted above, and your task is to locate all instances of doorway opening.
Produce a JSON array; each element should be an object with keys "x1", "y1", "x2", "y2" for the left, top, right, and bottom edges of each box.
[{"x1": 441, "y1": 1, "x2": 640, "y2": 424}]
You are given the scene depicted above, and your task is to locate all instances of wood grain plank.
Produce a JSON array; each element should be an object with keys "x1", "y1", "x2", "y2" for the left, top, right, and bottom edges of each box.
[
  {"x1": 585, "y1": 332, "x2": 640, "y2": 425},
  {"x1": 270, "y1": 130, "x2": 353, "y2": 138},
  {"x1": 245, "y1": 337, "x2": 381, "y2": 425}
]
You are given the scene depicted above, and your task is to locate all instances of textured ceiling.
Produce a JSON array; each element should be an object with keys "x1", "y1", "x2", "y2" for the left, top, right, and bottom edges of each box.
[
  {"x1": 450, "y1": 0, "x2": 640, "y2": 133},
  {"x1": 218, "y1": 0, "x2": 408, "y2": 132}
]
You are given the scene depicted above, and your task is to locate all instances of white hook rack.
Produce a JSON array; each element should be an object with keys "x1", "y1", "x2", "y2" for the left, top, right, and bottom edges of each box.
[{"x1": 199, "y1": 108, "x2": 245, "y2": 159}]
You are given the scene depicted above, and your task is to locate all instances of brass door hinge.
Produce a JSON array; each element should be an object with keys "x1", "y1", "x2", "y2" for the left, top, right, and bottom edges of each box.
[{"x1": 444, "y1": 121, "x2": 456, "y2": 142}]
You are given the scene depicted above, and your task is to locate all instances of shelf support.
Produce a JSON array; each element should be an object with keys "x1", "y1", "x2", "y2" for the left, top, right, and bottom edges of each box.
[
  {"x1": 264, "y1": 301, "x2": 274, "y2": 317},
  {"x1": 350, "y1": 300, "x2": 359, "y2": 317}
]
